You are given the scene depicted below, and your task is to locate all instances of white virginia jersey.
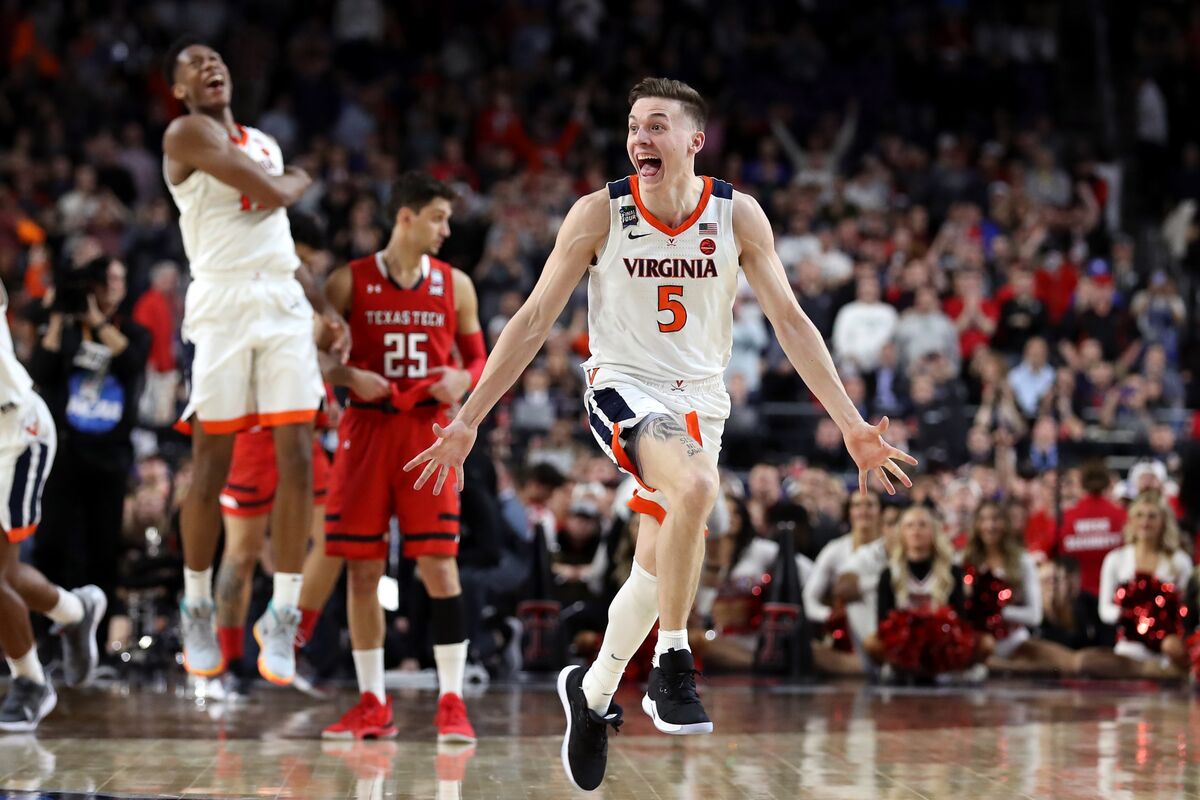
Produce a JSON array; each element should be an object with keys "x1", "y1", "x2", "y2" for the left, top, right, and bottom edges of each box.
[
  {"x1": 0, "y1": 282, "x2": 33, "y2": 408},
  {"x1": 585, "y1": 175, "x2": 739, "y2": 382},
  {"x1": 164, "y1": 123, "x2": 298, "y2": 280}
]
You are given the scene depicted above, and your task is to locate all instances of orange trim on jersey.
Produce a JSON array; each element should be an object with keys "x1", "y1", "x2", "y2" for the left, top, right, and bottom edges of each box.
[
  {"x1": 611, "y1": 422, "x2": 654, "y2": 493},
  {"x1": 628, "y1": 175, "x2": 714, "y2": 237},
  {"x1": 5, "y1": 524, "x2": 36, "y2": 543},
  {"x1": 685, "y1": 410, "x2": 702, "y2": 445},
  {"x1": 627, "y1": 492, "x2": 666, "y2": 525},
  {"x1": 231, "y1": 124, "x2": 249, "y2": 146}
]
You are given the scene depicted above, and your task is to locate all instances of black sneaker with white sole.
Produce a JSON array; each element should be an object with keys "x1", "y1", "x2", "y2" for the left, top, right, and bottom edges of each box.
[
  {"x1": 56, "y1": 585, "x2": 107, "y2": 688},
  {"x1": 0, "y1": 678, "x2": 57, "y2": 732},
  {"x1": 642, "y1": 648, "x2": 713, "y2": 735},
  {"x1": 557, "y1": 665, "x2": 623, "y2": 792}
]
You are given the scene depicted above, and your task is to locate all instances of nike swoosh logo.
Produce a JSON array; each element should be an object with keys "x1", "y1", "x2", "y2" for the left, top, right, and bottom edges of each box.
[
  {"x1": 627, "y1": 231, "x2": 653, "y2": 240},
  {"x1": 609, "y1": 654, "x2": 629, "y2": 661}
]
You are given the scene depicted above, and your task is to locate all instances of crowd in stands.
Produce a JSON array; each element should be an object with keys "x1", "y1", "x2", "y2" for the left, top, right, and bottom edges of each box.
[{"x1": 2, "y1": 0, "x2": 1200, "y2": 683}]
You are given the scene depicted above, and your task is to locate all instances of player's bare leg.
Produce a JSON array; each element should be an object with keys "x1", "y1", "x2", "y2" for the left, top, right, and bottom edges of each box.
[
  {"x1": 215, "y1": 512, "x2": 268, "y2": 672},
  {"x1": 323, "y1": 558, "x2": 396, "y2": 740},
  {"x1": 633, "y1": 414, "x2": 718, "y2": 736},
  {"x1": 0, "y1": 536, "x2": 55, "y2": 730},
  {"x1": 179, "y1": 425, "x2": 236, "y2": 677},
  {"x1": 418, "y1": 555, "x2": 476, "y2": 744},
  {"x1": 9, "y1": 561, "x2": 104, "y2": 688},
  {"x1": 297, "y1": 506, "x2": 342, "y2": 648},
  {"x1": 252, "y1": 421, "x2": 313, "y2": 686}
]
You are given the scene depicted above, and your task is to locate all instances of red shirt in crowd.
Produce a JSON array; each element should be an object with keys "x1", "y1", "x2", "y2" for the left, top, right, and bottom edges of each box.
[
  {"x1": 132, "y1": 287, "x2": 177, "y2": 372},
  {"x1": 942, "y1": 295, "x2": 1000, "y2": 360},
  {"x1": 1042, "y1": 494, "x2": 1127, "y2": 596}
]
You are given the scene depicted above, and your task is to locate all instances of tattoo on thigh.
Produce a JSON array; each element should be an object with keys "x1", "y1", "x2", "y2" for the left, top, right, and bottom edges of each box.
[
  {"x1": 642, "y1": 415, "x2": 689, "y2": 442},
  {"x1": 636, "y1": 414, "x2": 703, "y2": 459}
]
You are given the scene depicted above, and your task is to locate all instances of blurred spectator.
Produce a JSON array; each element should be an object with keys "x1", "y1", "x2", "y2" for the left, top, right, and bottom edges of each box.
[
  {"x1": 832, "y1": 276, "x2": 897, "y2": 372},
  {"x1": 1007, "y1": 337, "x2": 1055, "y2": 418},
  {"x1": 893, "y1": 286, "x2": 959, "y2": 371},
  {"x1": 1037, "y1": 461, "x2": 1125, "y2": 648},
  {"x1": 30, "y1": 256, "x2": 150, "y2": 607},
  {"x1": 131, "y1": 261, "x2": 182, "y2": 428}
]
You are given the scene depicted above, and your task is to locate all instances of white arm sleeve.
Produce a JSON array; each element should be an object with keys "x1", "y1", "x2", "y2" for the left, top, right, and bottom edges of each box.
[
  {"x1": 803, "y1": 540, "x2": 843, "y2": 624},
  {"x1": 1097, "y1": 549, "x2": 1123, "y2": 626},
  {"x1": 1001, "y1": 553, "x2": 1044, "y2": 628}
]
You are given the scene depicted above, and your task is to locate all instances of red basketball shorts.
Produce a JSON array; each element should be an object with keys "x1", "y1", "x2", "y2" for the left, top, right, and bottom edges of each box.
[
  {"x1": 324, "y1": 405, "x2": 460, "y2": 561},
  {"x1": 219, "y1": 428, "x2": 331, "y2": 517}
]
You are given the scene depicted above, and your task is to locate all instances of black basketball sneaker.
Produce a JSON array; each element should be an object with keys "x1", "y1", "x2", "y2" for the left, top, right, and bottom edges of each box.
[
  {"x1": 641, "y1": 648, "x2": 713, "y2": 735},
  {"x1": 557, "y1": 664, "x2": 624, "y2": 791}
]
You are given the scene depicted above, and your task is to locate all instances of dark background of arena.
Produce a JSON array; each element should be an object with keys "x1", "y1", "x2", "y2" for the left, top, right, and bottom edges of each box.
[{"x1": 2, "y1": 0, "x2": 1200, "y2": 679}]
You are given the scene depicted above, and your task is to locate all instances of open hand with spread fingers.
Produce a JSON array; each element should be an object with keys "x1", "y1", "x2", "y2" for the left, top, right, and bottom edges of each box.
[
  {"x1": 842, "y1": 416, "x2": 918, "y2": 496},
  {"x1": 402, "y1": 418, "x2": 477, "y2": 495}
]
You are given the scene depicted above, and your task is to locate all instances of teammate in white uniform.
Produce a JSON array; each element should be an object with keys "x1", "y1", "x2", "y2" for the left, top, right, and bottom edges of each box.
[
  {"x1": 405, "y1": 77, "x2": 917, "y2": 791},
  {"x1": 0, "y1": 281, "x2": 107, "y2": 731},
  {"x1": 162, "y1": 39, "x2": 343, "y2": 686}
]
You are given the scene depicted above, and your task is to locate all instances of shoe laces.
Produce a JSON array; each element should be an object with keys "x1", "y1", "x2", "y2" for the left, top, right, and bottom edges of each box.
[
  {"x1": 338, "y1": 695, "x2": 377, "y2": 727},
  {"x1": 666, "y1": 668, "x2": 703, "y2": 705},
  {"x1": 582, "y1": 708, "x2": 623, "y2": 751},
  {"x1": 437, "y1": 695, "x2": 467, "y2": 726},
  {"x1": 2, "y1": 678, "x2": 38, "y2": 713}
]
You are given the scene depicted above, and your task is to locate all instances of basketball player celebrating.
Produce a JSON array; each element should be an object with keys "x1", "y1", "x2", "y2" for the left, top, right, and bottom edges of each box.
[
  {"x1": 0, "y1": 280, "x2": 106, "y2": 730},
  {"x1": 213, "y1": 218, "x2": 387, "y2": 686},
  {"x1": 405, "y1": 78, "x2": 917, "y2": 790},
  {"x1": 321, "y1": 172, "x2": 486, "y2": 742},
  {"x1": 163, "y1": 40, "x2": 342, "y2": 685}
]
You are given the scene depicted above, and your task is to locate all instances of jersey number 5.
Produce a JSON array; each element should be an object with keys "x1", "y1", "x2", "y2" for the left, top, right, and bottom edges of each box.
[
  {"x1": 658, "y1": 285, "x2": 687, "y2": 333},
  {"x1": 383, "y1": 332, "x2": 429, "y2": 378}
]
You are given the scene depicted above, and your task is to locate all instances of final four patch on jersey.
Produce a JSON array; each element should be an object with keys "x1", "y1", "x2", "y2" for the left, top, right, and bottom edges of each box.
[
  {"x1": 429, "y1": 268, "x2": 445, "y2": 296},
  {"x1": 620, "y1": 205, "x2": 639, "y2": 229}
]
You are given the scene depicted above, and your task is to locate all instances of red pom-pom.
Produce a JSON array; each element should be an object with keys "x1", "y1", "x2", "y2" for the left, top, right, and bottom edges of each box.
[
  {"x1": 1114, "y1": 572, "x2": 1184, "y2": 653},
  {"x1": 962, "y1": 567, "x2": 1013, "y2": 640},
  {"x1": 879, "y1": 607, "x2": 977, "y2": 675}
]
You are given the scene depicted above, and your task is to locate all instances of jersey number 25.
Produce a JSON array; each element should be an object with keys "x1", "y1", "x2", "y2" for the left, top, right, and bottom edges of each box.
[{"x1": 383, "y1": 332, "x2": 429, "y2": 378}]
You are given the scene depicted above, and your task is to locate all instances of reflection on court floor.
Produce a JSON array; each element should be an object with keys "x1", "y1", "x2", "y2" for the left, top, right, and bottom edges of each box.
[{"x1": 0, "y1": 680, "x2": 1196, "y2": 799}]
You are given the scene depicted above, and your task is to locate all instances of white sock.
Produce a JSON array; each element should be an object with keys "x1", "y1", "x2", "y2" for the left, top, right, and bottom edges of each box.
[
  {"x1": 434, "y1": 641, "x2": 468, "y2": 698},
  {"x1": 695, "y1": 586, "x2": 717, "y2": 618},
  {"x1": 653, "y1": 628, "x2": 689, "y2": 668},
  {"x1": 352, "y1": 648, "x2": 385, "y2": 704},
  {"x1": 6, "y1": 647, "x2": 45, "y2": 685},
  {"x1": 437, "y1": 780, "x2": 462, "y2": 800},
  {"x1": 46, "y1": 587, "x2": 84, "y2": 626},
  {"x1": 183, "y1": 567, "x2": 212, "y2": 607},
  {"x1": 581, "y1": 560, "x2": 659, "y2": 714},
  {"x1": 272, "y1": 572, "x2": 303, "y2": 610}
]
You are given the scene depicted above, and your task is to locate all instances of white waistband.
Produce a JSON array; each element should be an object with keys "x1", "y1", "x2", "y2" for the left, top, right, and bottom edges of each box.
[{"x1": 589, "y1": 366, "x2": 726, "y2": 394}]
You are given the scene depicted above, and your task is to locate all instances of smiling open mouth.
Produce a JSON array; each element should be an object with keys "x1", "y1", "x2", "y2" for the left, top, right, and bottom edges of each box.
[{"x1": 636, "y1": 153, "x2": 662, "y2": 177}]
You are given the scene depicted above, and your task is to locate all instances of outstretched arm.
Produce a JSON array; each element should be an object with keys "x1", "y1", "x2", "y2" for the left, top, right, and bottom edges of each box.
[
  {"x1": 163, "y1": 115, "x2": 311, "y2": 208},
  {"x1": 404, "y1": 189, "x2": 609, "y2": 493},
  {"x1": 735, "y1": 191, "x2": 916, "y2": 494}
]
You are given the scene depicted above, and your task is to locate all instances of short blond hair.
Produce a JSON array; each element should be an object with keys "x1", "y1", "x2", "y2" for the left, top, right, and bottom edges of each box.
[{"x1": 628, "y1": 77, "x2": 708, "y2": 130}]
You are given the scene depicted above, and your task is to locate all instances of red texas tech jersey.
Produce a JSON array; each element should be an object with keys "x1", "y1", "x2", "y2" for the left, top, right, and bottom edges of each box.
[{"x1": 345, "y1": 252, "x2": 458, "y2": 402}]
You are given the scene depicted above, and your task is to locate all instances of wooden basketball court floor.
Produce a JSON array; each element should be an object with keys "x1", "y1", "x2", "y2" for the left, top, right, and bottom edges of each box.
[{"x1": 0, "y1": 677, "x2": 1196, "y2": 799}]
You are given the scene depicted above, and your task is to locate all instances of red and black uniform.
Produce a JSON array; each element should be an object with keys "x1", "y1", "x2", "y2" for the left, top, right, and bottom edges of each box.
[
  {"x1": 325, "y1": 253, "x2": 465, "y2": 561},
  {"x1": 219, "y1": 385, "x2": 336, "y2": 517}
]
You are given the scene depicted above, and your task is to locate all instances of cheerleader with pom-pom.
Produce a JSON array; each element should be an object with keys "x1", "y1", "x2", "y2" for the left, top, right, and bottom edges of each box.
[
  {"x1": 960, "y1": 501, "x2": 1076, "y2": 675},
  {"x1": 1076, "y1": 493, "x2": 1191, "y2": 679},
  {"x1": 864, "y1": 505, "x2": 990, "y2": 678}
]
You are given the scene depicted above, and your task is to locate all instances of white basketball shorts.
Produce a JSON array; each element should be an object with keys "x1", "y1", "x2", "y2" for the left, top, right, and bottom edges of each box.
[{"x1": 582, "y1": 366, "x2": 729, "y2": 524}]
